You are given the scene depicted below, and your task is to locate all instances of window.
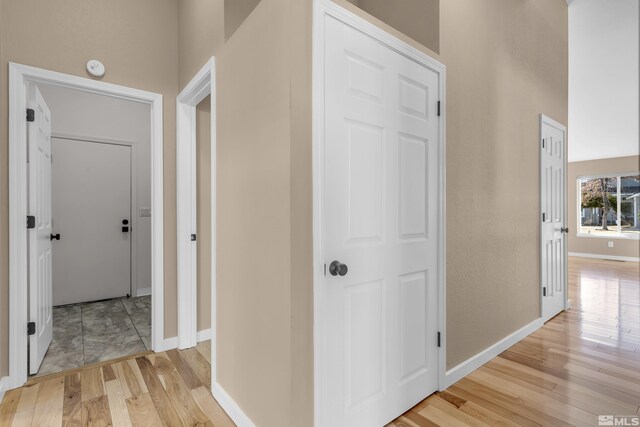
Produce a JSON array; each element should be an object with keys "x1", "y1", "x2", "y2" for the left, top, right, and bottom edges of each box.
[{"x1": 578, "y1": 173, "x2": 640, "y2": 238}]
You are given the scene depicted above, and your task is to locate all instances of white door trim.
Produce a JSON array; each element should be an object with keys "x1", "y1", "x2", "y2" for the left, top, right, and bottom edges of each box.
[
  {"x1": 176, "y1": 57, "x2": 215, "y2": 350},
  {"x1": 51, "y1": 134, "x2": 138, "y2": 300},
  {"x1": 8, "y1": 63, "x2": 164, "y2": 389},
  {"x1": 312, "y1": 1, "x2": 447, "y2": 425},
  {"x1": 539, "y1": 113, "x2": 569, "y2": 319},
  {"x1": 176, "y1": 58, "x2": 253, "y2": 427}
]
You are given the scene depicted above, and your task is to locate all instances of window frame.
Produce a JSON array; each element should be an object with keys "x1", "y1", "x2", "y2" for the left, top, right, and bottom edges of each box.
[{"x1": 576, "y1": 171, "x2": 640, "y2": 240}]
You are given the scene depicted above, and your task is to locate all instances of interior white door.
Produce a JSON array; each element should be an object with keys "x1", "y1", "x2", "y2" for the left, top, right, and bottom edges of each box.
[
  {"x1": 52, "y1": 138, "x2": 131, "y2": 306},
  {"x1": 28, "y1": 85, "x2": 54, "y2": 375},
  {"x1": 540, "y1": 116, "x2": 567, "y2": 322},
  {"x1": 320, "y1": 16, "x2": 440, "y2": 427}
]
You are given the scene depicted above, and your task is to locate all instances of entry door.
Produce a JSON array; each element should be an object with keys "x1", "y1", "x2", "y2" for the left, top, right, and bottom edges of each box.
[
  {"x1": 52, "y1": 138, "x2": 131, "y2": 306},
  {"x1": 28, "y1": 86, "x2": 54, "y2": 375},
  {"x1": 540, "y1": 115, "x2": 567, "y2": 322},
  {"x1": 321, "y1": 16, "x2": 440, "y2": 427}
]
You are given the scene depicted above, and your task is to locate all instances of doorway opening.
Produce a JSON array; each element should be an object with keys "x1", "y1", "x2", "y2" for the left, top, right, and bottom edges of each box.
[{"x1": 8, "y1": 63, "x2": 164, "y2": 388}]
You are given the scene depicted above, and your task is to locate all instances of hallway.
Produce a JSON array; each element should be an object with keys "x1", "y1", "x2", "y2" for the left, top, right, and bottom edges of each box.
[{"x1": 0, "y1": 257, "x2": 638, "y2": 426}]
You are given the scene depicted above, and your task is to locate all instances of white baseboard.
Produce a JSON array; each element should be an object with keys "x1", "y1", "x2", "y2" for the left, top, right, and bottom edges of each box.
[
  {"x1": 0, "y1": 376, "x2": 8, "y2": 403},
  {"x1": 442, "y1": 318, "x2": 544, "y2": 389},
  {"x1": 162, "y1": 336, "x2": 178, "y2": 352},
  {"x1": 134, "y1": 287, "x2": 152, "y2": 297},
  {"x1": 212, "y1": 382, "x2": 256, "y2": 427},
  {"x1": 197, "y1": 328, "x2": 212, "y2": 342},
  {"x1": 568, "y1": 252, "x2": 640, "y2": 263},
  {"x1": 161, "y1": 329, "x2": 212, "y2": 352}
]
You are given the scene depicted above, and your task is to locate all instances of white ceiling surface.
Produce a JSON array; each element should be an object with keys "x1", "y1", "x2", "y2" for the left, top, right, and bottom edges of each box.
[{"x1": 568, "y1": 0, "x2": 639, "y2": 162}]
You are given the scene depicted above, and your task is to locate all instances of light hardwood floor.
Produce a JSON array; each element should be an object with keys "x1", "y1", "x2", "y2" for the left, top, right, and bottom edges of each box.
[
  {"x1": 390, "y1": 257, "x2": 640, "y2": 427},
  {"x1": 1, "y1": 257, "x2": 639, "y2": 426}
]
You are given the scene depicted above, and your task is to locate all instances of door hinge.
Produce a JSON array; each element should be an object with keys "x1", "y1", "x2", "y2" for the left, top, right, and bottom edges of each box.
[
  {"x1": 191, "y1": 234, "x2": 197, "y2": 242},
  {"x1": 27, "y1": 322, "x2": 36, "y2": 336},
  {"x1": 437, "y1": 101, "x2": 441, "y2": 117},
  {"x1": 26, "y1": 108, "x2": 35, "y2": 122},
  {"x1": 437, "y1": 331, "x2": 441, "y2": 348},
  {"x1": 542, "y1": 212, "x2": 546, "y2": 222},
  {"x1": 543, "y1": 287, "x2": 547, "y2": 297},
  {"x1": 542, "y1": 138, "x2": 545, "y2": 149},
  {"x1": 27, "y1": 215, "x2": 36, "y2": 229}
]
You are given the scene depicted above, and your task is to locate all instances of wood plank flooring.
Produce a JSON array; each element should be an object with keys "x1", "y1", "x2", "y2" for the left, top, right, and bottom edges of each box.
[
  {"x1": 1, "y1": 257, "x2": 638, "y2": 426},
  {"x1": 390, "y1": 257, "x2": 640, "y2": 427},
  {"x1": 0, "y1": 342, "x2": 234, "y2": 427}
]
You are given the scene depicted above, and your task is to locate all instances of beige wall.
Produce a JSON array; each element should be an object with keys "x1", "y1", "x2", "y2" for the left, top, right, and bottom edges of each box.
[
  {"x1": 196, "y1": 96, "x2": 212, "y2": 332},
  {"x1": 568, "y1": 156, "x2": 640, "y2": 259},
  {"x1": 351, "y1": 0, "x2": 440, "y2": 53},
  {"x1": 0, "y1": 0, "x2": 180, "y2": 377},
  {"x1": 178, "y1": 0, "x2": 312, "y2": 425},
  {"x1": 178, "y1": 0, "x2": 224, "y2": 88},
  {"x1": 441, "y1": 0, "x2": 568, "y2": 368},
  {"x1": 225, "y1": 0, "x2": 262, "y2": 41}
]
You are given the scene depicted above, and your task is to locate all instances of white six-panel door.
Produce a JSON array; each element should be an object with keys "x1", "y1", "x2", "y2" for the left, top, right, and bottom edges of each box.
[
  {"x1": 540, "y1": 115, "x2": 567, "y2": 322},
  {"x1": 27, "y1": 86, "x2": 53, "y2": 375},
  {"x1": 320, "y1": 15, "x2": 440, "y2": 427}
]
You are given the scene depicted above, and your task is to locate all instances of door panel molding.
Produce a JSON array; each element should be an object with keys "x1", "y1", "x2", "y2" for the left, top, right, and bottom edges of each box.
[
  {"x1": 8, "y1": 63, "x2": 164, "y2": 389},
  {"x1": 312, "y1": 1, "x2": 446, "y2": 426}
]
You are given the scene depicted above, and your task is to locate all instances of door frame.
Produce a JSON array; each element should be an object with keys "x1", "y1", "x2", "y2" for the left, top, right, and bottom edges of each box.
[
  {"x1": 312, "y1": 1, "x2": 447, "y2": 426},
  {"x1": 176, "y1": 57, "x2": 215, "y2": 350},
  {"x1": 8, "y1": 63, "x2": 165, "y2": 389},
  {"x1": 51, "y1": 134, "x2": 138, "y2": 300},
  {"x1": 539, "y1": 113, "x2": 569, "y2": 320}
]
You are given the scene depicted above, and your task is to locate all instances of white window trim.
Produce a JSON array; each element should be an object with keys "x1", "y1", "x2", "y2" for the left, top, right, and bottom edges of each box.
[{"x1": 576, "y1": 171, "x2": 640, "y2": 240}]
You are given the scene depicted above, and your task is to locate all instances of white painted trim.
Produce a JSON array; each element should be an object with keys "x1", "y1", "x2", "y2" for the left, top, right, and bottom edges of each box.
[
  {"x1": 176, "y1": 58, "x2": 215, "y2": 351},
  {"x1": 312, "y1": 1, "x2": 446, "y2": 425},
  {"x1": 211, "y1": 383, "x2": 257, "y2": 427},
  {"x1": 576, "y1": 233, "x2": 640, "y2": 240},
  {"x1": 539, "y1": 114, "x2": 569, "y2": 321},
  {"x1": 134, "y1": 287, "x2": 152, "y2": 297},
  {"x1": 568, "y1": 252, "x2": 640, "y2": 263},
  {"x1": 0, "y1": 376, "x2": 8, "y2": 403},
  {"x1": 8, "y1": 63, "x2": 164, "y2": 390},
  {"x1": 160, "y1": 330, "x2": 212, "y2": 353},
  {"x1": 162, "y1": 336, "x2": 179, "y2": 352},
  {"x1": 442, "y1": 318, "x2": 544, "y2": 389},
  {"x1": 51, "y1": 134, "x2": 139, "y2": 299},
  {"x1": 196, "y1": 328, "x2": 212, "y2": 342}
]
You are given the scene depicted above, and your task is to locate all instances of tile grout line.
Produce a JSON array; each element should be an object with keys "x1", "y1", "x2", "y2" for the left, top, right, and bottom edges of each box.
[
  {"x1": 80, "y1": 303, "x2": 87, "y2": 366},
  {"x1": 120, "y1": 298, "x2": 148, "y2": 351}
]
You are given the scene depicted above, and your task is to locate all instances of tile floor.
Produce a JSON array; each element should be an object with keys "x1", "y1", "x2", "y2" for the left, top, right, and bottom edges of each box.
[{"x1": 34, "y1": 295, "x2": 151, "y2": 377}]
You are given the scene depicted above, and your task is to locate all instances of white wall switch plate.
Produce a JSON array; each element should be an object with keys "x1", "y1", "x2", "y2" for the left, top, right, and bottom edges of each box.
[{"x1": 608, "y1": 241, "x2": 614, "y2": 248}]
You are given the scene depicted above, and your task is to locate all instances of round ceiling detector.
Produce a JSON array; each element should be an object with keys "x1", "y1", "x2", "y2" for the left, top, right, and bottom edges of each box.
[{"x1": 86, "y1": 60, "x2": 106, "y2": 77}]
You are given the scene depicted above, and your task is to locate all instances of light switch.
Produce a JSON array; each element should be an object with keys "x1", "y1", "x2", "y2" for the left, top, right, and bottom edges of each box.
[
  {"x1": 608, "y1": 241, "x2": 614, "y2": 248},
  {"x1": 140, "y1": 208, "x2": 152, "y2": 218}
]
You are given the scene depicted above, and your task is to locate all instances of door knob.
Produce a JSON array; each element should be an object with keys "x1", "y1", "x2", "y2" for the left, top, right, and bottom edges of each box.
[
  {"x1": 329, "y1": 260, "x2": 348, "y2": 277},
  {"x1": 561, "y1": 227, "x2": 569, "y2": 233},
  {"x1": 50, "y1": 233, "x2": 60, "y2": 241}
]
